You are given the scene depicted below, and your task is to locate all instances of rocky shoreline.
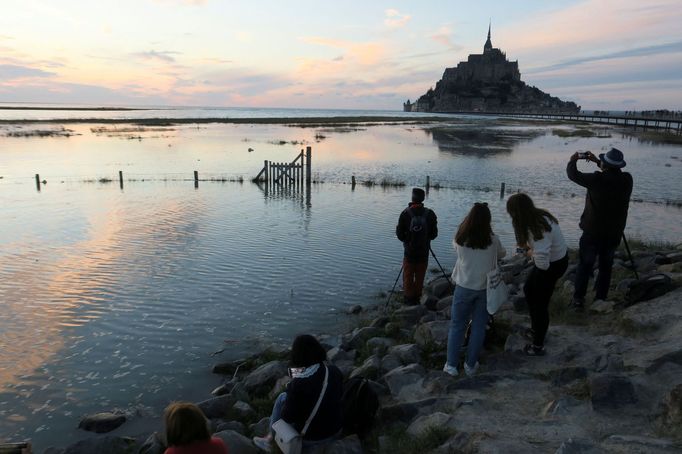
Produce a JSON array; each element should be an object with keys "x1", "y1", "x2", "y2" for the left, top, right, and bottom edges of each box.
[{"x1": 45, "y1": 242, "x2": 682, "y2": 454}]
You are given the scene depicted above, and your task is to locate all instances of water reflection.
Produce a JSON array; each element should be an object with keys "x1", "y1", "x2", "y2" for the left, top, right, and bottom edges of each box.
[{"x1": 427, "y1": 124, "x2": 545, "y2": 155}]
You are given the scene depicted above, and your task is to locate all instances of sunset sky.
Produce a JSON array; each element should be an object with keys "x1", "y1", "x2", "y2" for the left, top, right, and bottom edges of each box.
[{"x1": 1, "y1": 0, "x2": 681, "y2": 110}]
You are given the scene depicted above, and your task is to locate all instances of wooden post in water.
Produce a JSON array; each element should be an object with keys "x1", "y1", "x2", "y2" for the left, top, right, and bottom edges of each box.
[
  {"x1": 35, "y1": 173, "x2": 41, "y2": 191},
  {"x1": 264, "y1": 160, "x2": 269, "y2": 185},
  {"x1": 351, "y1": 175, "x2": 356, "y2": 189},
  {"x1": 306, "y1": 146, "x2": 312, "y2": 186},
  {"x1": 500, "y1": 182, "x2": 506, "y2": 199},
  {"x1": 425, "y1": 175, "x2": 430, "y2": 192},
  {"x1": 119, "y1": 170, "x2": 124, "y2": 189},
  {"x1": 194, "y1": 170, "x2": 199, "y2": 188}
]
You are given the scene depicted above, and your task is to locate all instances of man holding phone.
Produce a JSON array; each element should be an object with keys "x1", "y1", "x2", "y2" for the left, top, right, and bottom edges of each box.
[{"x1": 567, "y1": 148, "x2": 633, "y2": 310}]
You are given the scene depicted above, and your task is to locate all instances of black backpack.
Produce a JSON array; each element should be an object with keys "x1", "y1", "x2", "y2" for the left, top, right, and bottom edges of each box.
[
  {"x1": 341, "y1": 377, "x2": 379, "y2": 438},
  {"x1": 407, "y1": 208, "x2": 430, "y2": 254}
]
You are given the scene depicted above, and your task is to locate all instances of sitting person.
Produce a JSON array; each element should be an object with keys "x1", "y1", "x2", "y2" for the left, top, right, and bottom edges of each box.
[
  {"x1": 253, "y1": 334, "x2": 343, "y2": 452},
  {"x1": 163, "y1": 402, "x2": 228, "y2": 454}
]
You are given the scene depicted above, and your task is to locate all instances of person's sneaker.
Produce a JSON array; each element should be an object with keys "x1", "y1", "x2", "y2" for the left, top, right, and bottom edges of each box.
[
  {"x1": 442, "y1": 363, "x2": 459, "y2": 376},
  {"x1": 253, "y1": 435, "x2": 273, "y2": 452},
  {"x1": 523, "y1": 344, "x2": 546, "y2": 356},
  {"x1": 463, "y1": 361, "x2": 479, "y2": 377}
]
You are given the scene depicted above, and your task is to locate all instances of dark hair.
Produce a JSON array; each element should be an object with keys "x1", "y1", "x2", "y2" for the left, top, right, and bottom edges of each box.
[
  {"x1": 164, "y1": 402, "x2": 210, "y2": 446},
  {"x1": 506, "y1": 193, "x2": 558, "y2": 246},
  {"x1": 291, "y1": 334, "x2": 327, "y2": 368},
  {"x1": 455, "y1": 203, "x2": 493, "y2": 249}
]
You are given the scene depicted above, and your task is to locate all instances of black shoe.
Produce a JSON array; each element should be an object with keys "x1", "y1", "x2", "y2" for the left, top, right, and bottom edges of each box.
[{"x1": 523, "y1": 343, "x2": 545, "y2": 356}]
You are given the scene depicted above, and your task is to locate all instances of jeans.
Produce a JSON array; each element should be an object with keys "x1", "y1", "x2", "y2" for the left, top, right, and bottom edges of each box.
[
  {"x1": 403, "y1": 258, "x2": 428, "y2": 303},
  {"x1": 446, "y1": 286, "x2": 488, "y2": 369},
  {"x1": 524, "y1": 254, "x2": 569, "y2": 346},
  {"x1": 574, "y1": 233, "x2": 618, "y2": 301},
  {"x1": 269, "y1": 392, "x2": 287, "y2": 435}
]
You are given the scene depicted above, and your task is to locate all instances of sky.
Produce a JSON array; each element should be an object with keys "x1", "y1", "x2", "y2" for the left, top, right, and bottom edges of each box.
[{"x1": 1, "y1": 0, "x2": 681, "y2": 111}]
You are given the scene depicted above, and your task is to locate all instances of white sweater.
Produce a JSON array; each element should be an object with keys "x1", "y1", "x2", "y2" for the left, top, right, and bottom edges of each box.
[
  {"x1": 451, "y1": 234, "x2": 507, "y2": 291},
  {"x1": 528, "y1": 219, "x2": 568, "y2": 270}
]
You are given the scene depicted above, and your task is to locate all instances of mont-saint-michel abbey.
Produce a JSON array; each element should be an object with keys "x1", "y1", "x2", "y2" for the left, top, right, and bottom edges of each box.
[{"x1": 405, "y1": 26, "x2": 580, "y2": 113}]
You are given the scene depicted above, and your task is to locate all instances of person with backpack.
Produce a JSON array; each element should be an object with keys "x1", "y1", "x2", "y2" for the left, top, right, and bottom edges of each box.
[
  {"x1": 567, "y1": 148, "x2": 633, "y2": 310},
  {"x1": 444, "y1": 202, "x2": 506, "y2": 377},
  {"x1": 252, "y1": 335, "x2": 343, "y2": 453},
  {"x1": 395, "y1": 188, "x2": 438, "y2": 305},
  {"x1": 507, "y1": 194, "x2": 568, "y2": 356}
]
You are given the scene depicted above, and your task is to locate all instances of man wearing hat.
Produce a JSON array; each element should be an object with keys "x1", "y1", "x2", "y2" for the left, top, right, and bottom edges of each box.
[
  {"x1": 396, "y1": 188, "x2": 438, "y2": 305},
  {"x1": 567, "y1": 148, "x2": 633, "y2": 310}
]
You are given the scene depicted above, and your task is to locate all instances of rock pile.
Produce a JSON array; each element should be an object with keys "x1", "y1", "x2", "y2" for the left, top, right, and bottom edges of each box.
[{"x1": 45, "y1": 244, "x2": 682, "y2": 453}]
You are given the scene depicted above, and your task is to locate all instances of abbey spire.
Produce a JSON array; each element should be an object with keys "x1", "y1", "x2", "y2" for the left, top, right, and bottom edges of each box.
[{"x1": 484, "y1": 21, "x2": 493, "y2": 53}]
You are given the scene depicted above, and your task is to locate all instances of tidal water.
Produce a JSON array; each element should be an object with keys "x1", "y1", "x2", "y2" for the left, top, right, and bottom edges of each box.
[{"x1": 1, "y1": 113, "x2": 681, "y2": 450}]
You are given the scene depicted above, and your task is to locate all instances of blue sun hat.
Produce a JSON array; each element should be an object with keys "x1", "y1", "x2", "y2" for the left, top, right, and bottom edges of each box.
[{"x1": 599, "y1": 148, "x2": 626, "y2": 168}]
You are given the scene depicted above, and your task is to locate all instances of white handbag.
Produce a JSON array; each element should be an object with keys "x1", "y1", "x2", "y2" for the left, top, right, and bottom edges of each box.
[
  {"x1": 486, "y1": 248, "x2": 509, "y2": 314},
  {"x1": 272, "y1": 365, "x2": 329, "y2": 454}
]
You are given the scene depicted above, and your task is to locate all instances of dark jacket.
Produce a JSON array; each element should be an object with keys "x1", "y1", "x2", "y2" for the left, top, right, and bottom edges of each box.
[
  {"x1": 396, "y1": 202, "x2": 438, "y2": 262},
  {"x1": 567, "y1": 160, "x2": 633, "y2": 242},
  {"x1": 281, "y1": 363, "x2": 343, "y2": 441}
]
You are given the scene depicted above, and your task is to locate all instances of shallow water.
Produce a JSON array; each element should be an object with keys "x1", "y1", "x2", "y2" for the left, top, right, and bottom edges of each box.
[{"x1": 1, "y1": 119, "x2": 681, "y2": 450}]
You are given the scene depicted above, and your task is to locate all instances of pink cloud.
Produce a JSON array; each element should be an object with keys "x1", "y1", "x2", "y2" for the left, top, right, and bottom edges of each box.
[{"x1": 384, "y1": 9, "x2": 411, "y2": 29}]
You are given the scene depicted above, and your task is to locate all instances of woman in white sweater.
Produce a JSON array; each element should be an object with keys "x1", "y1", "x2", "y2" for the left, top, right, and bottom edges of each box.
[
  {"x1": 506, "y1": 194, "x2": 568, "y2": 356},
  {"x1": 444, "y1": 202, "x2": 506, "y2": 377}
]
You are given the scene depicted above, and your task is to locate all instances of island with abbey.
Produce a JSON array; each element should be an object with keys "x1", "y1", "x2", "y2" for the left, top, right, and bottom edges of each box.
[{"x1": 404, "y1": 26, "x2": 580, "y2": 114}]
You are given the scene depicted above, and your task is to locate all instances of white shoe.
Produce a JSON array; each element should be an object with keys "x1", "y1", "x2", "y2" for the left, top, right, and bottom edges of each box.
[
  {"x1": 253, "y1": 435, "x2": 273, "y2": 452},
  {"x1": 463, "y1": 362, "x2": 479, "y2": 377},
  {"x1": 443, "y1": 363, "x2": 459, "y2": 376}
]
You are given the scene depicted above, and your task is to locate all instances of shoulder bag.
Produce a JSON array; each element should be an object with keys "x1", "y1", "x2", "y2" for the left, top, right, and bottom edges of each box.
[
  {"x1": 486, "y1": 245, "x2": 509, "y2": 314},
  {"x1": 272, "y1": 365, "x2": 329, "y2": 454}
]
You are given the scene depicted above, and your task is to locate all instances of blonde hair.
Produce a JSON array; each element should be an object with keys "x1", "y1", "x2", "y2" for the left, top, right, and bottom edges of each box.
[{"x1": 164, "y1": 402, "x2": 210, "y2": 446}]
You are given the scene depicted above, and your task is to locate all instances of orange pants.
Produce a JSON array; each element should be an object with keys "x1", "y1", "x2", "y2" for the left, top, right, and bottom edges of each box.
[{"x1": 403, "y1": 258, "x2": 428, "y2": 304}]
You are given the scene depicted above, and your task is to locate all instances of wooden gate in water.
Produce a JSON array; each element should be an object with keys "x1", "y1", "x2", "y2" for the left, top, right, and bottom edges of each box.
[{"x1": 253, "y1": 146, "x2": 312, "y2": 188}]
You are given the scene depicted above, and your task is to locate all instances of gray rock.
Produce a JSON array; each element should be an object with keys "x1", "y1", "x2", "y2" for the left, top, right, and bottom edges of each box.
[
  {"x1": 138, "y1": 432, "x2": 165, "y2": 454},
  {"x1": 389, "y1": 343, "x2": 422, "y2": 365},
  {"x1": 406, "y1": 412, "x2": 454, "y2": 437},
  {"x1": 380, "y1": 353, "x2": 403, "y2": 374},
  {"x1": 243, "y1": 360, "x2": 287, "y2": 395},
  {"x1": 594, "y1": 354, "x2": 624, "y2": 373},
  {"x1": 229, "y1": 382, "x2": 251, "y2": 403},
  {"x1": 233, "y1": 400, "x2": 256, "y2": 419},
  {"x1": 436, "y1": 296, "x2": 451, "y2": 311},
  {"x1": 213, "y1": 429, "x2": 258, "y2": 454},
  {"x1": 59, "y1": 436, "x2": 137, "y2": 454},
  {"x1": 216, "y1": 420, "x2": 246, "y2": 434},
  {"x1": 268, "y1": 375, "x2": 291, "y2": 400},
  {"x1": 420, "y1": 294, "x2": 439, "y2": 311},
  {"x1": 212, "y1": 381, "x2": 235, "y2": 396},
  {"x1": 393, "y1": 305, "x2": 426, "y2": 325},
  {"x1": 370, "y1": 316, "x2": 390, "y2": 328},
  {"x1": 615, "y1": 278, "x2": 637, "y2": 293},
  {"x1": 314, "y1": 434, "x2": 363, "y2": 454},
  {"x1": 590, "y1": 375, "x2": 637, "y2": 411},
  {"x1": 504, "y1": 333, "x2": 526, "y2": 353},
  {"x1": 366, "y1": 336, "x2": 397, "y2": 352},
  {"x1": 589, "y1": 299, "x2": 615, "y2": 314},
  {"x1": 212, "y1": 360, "x2": 242, "y2": 375},
  {"x1": 432, "y1": 432, "x2": 478, "y2": 454},
  {"x1": 550, "y1": 367, "x2": 588, "y2": 386},
  {"x1": 378, "y1": 398, "x2": 439, "y2": 423},
  {"x1": 660, "y1": 384, "x2": 682, "y2": 437},
  {"x1": 603, "y1": 435, "x2": 679, "y2": 453},
  {"x1": 346, "y1": 327, "x2": 384, "y2": 350},
  {"x1": 666, "y1": 251, "x2": 682, "y2": 263},
  {"x1": 78, "y1": 412, "x2": 126, "y2": 433},
  {"x1": 350, "y1": 355, "x2": 381, "y2": 379},
  {"x1": 413, "y1": 321, "x2": 449, "y2": 348},
  {"x1": 197, "y1": 395, "x2": 236, "y2": 419},
  {"x1": 660, "y1": 262, "x2": 682, "y2": 273},
  {"x1": 382, "y1": 363, "x2": 426, "y2": 399},
  {"x1": 334, "y1": 359, "x2": 356, "y2": 379},
  {"x1": 541, "y1": 397, "x2": 584, "y2": 418},
  {"x1": 419, "y1": 312, "x2": 437, "y2": 324},
  {"x1": 328, "y1": 346, "x2": 355, "y2": 362},
  {"x1": 347, "y1": 304, "x2": 363, "y2": 315},
  {"x1": 249, "y1": 417, "x2": 270, "y2": 437},
  {"x1": 555, "y1": 438, "x2": 604, "y2": 454},
  {"x1": 429, "y1": 277, "x2": 453, "y2": 299}
]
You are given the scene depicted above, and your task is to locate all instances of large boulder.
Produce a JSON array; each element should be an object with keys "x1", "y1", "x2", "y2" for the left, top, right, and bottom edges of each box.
[
  {"x1": 77, "y1": 412, "x2": 126, "y2": 433},
  {"x1": 307, "y1": 434, "x2": 363, "y2": 454},
  {"x1": 243, "y1": 360, "x2": 287, "y2": 395},
  {"x1": 380, "y1": 353, "x2": 403, "y2": 374},
  {"x1": 138, "y1": 432, "x2": 166, "y2": 454},
  {"x1": 389, "y1": 344, "x2": 421, "y2": 365},
  {"x1": 589, "y1": 375, "x2": 637, "y2": 411},
  {"x1": 197, "y1": 395, "x2": 236, "y2": 419},
  {"x1": 425, "y1": 276, "x2": 453, "y2": 299},
  {"x1": 393, "y1": 305, "x2": 427, "y2": 326},
  {"x1": 249, "y1": 417, "x2": 270, "y2": 437},
  {"x1": 659, "y1": 384, "x2": 682, "y2": 437},
  {"x1": 345, "y1": 327, "x2": 384, "y2": 350},
  {"x1": 350, "y1": 355, "x2": 381, "y2": 380},
  {"x1": 413, "y1": 321, "x2": 449, "y2": 348},
  {"x1": 213, "y1": 430, "x2": 258, "y2": 454},
  {"x1": 406, "y1": 412, "x2": 454, "y2": 437},
  {"x1": 554, "y1": 438, "x2": 604, "y2": 454},
  {"x1": 327, "y1": 347, "x2": 355, "y2": 363},
  {"x1": 55, "y1": 436, "x2": 137, "y2": 454},
  {"x1": 366, "y1": 336, "x2": 397, "y2": 354},
  {"x1": 382, "y1": 364, "x2": 426, "y2": 399}
]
